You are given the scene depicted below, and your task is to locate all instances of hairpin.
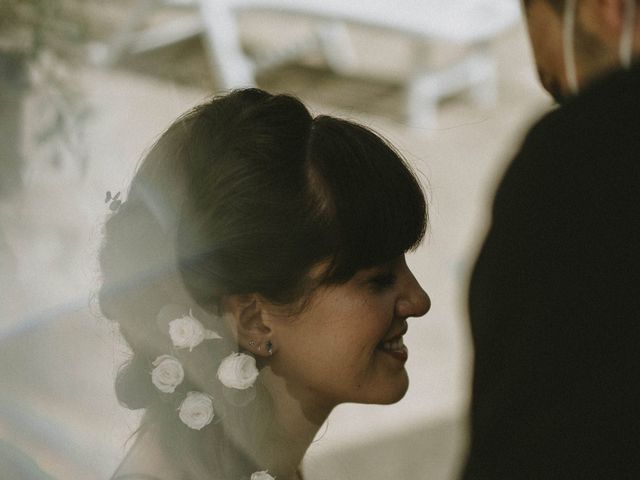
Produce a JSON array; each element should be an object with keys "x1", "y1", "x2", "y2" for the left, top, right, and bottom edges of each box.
[{"x1": 105, "y1": 190, "x2": 122, "y2": 212}]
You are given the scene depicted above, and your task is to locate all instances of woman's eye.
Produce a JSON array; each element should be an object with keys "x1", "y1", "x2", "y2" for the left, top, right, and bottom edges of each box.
[{"x1": 369, "y1": 272, "x2": 397, "y2": 291}]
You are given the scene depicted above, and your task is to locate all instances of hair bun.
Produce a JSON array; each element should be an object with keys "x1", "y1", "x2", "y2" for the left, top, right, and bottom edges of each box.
[{"x1": 115, "y1": 355, "x2": 156, "y2": 410}]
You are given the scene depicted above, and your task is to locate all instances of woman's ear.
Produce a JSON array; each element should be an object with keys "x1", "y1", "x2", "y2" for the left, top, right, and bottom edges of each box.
[{"x1": 222, "y1": 294, "x2": 273, "y2": 357}]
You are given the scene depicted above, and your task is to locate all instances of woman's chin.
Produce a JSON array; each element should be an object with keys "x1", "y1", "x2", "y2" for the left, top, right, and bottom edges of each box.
[
  {"x1": 363, "y1": 371, "x2": 410, "y2": 405},
  {"x1": 383, "y1": 379, "x2": 410, "y2": 404}
]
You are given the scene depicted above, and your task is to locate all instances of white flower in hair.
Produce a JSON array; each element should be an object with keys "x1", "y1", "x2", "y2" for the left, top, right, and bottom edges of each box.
[
  {"x1": 251, "y1": 471, "x2": 275, "y2": 480},
  {"x1": 169, "y1": 309, "x2": 221, "y2": 351},
  {"x1": 178, "y1": 391, "x2": 215, "y2": 430},
  {"x1": 151, "y1": 355, "x2": 184, "y2": 393},
  {"x1": 217, "y1": 352, "x2": 259, "y2": 390}
]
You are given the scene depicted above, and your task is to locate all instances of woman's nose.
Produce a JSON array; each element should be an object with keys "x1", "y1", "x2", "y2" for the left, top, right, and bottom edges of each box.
[{"x1": 396, "y1": 270, "x2": 431, "y2": 319}]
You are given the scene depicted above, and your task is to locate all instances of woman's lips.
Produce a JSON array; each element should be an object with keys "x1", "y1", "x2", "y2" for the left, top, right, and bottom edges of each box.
[{"x1": 377, "y1": 335, "x2": 409, "y2": 362}]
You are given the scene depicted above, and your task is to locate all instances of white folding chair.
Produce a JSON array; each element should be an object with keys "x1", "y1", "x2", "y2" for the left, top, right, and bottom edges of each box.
[{"x1": 91, "y1": 0, "x2": 521, "y2": 127}]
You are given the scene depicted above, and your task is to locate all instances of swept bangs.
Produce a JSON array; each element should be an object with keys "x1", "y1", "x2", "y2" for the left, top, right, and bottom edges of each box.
[{"x1": 307, "y1": 116, "x2": 427, "y2": 283}]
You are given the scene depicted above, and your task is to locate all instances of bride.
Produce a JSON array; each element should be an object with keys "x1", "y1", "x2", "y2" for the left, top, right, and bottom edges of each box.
[{"x1": 100, "y1": 88, "x2": 430, "y2": 480}]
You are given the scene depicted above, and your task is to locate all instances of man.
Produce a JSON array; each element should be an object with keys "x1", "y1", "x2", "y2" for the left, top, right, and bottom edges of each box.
[{"x1": 463, "y1": 1, "x2": 640, "y2": 478}]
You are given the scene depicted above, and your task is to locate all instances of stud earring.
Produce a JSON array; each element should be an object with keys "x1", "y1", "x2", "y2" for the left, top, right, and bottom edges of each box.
[
  {"x1": 249, "y1": 340, "x2": 256, "y2": 348},
  {"x1": 267, "y1": 341, "x2": 273, "y2": 356}
]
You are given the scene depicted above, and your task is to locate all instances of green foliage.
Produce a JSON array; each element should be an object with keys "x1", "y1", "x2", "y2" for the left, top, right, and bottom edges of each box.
[
  {"x1": 0, "y1": 0, "x2": 91, "y2": 177},
  {"x1": 1, "y1": 0, "x2": 88, "y2": 58}
]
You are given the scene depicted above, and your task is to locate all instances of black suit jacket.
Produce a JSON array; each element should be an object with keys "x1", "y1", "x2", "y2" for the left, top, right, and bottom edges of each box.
[{"x1": 462, "y1": 64, "x2": 640, "y2": 479}]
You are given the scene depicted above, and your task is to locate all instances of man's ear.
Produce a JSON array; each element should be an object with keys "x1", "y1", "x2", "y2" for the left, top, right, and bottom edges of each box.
[{"x1": 222, "y1": 294, "x2": 273, "y2": 357}]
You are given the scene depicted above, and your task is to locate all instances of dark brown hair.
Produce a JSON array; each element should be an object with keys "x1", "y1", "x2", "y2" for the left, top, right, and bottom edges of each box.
[{"x1": 99, "y1": 88, "x2": 427, "y2": 478}]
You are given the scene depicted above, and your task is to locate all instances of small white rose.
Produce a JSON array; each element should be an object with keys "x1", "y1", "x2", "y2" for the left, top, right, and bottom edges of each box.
[
  {"x1": 178, "y1": 391, "x2": 215, "y2": 430},
  {"x1": 251, "y1": 471, "x2": 275, "y2": 480},
  {"x1": 168, "y1": 309, "x2": 221, "y2": 351},
  {"x1": 150, "y1": 355, "x2": 184, "y2": 393},
  {"x1": 217, "y1": 352, "x2": 259, "y2": 390}
]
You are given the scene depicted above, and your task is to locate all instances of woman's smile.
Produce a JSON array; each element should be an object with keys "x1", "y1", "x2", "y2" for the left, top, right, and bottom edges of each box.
[
  {"x1": 377, "y1": 325, "x2": 409, "y2": 362},
  {"x1": 266, "y1": 256, "x2": 429, "y2": 409}
]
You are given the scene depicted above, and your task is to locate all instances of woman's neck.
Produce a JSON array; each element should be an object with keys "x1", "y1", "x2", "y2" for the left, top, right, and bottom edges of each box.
[{"x1": 259, "y1": 367, "x2": 333, "y2": 480}]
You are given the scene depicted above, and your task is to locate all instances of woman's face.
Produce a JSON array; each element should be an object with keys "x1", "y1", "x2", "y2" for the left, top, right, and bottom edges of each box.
[{"x1": 268, "y1": 255, "x2": 430, "y2": 411}]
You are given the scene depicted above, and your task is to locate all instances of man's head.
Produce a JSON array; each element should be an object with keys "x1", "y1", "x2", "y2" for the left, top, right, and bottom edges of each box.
[{"x1": 522, "y1": 0, "x2": 640, "y2": 102}]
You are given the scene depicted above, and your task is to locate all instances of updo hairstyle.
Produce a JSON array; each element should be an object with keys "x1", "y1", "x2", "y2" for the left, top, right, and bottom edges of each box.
[{"x1": 99, "y1": 88, "x2": 427, "y2": 478}]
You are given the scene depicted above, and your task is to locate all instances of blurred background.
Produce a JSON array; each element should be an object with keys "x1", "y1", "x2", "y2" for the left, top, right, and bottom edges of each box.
[{"x1": 0, "y1": 0, "x2": 552, "y2": 478}]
